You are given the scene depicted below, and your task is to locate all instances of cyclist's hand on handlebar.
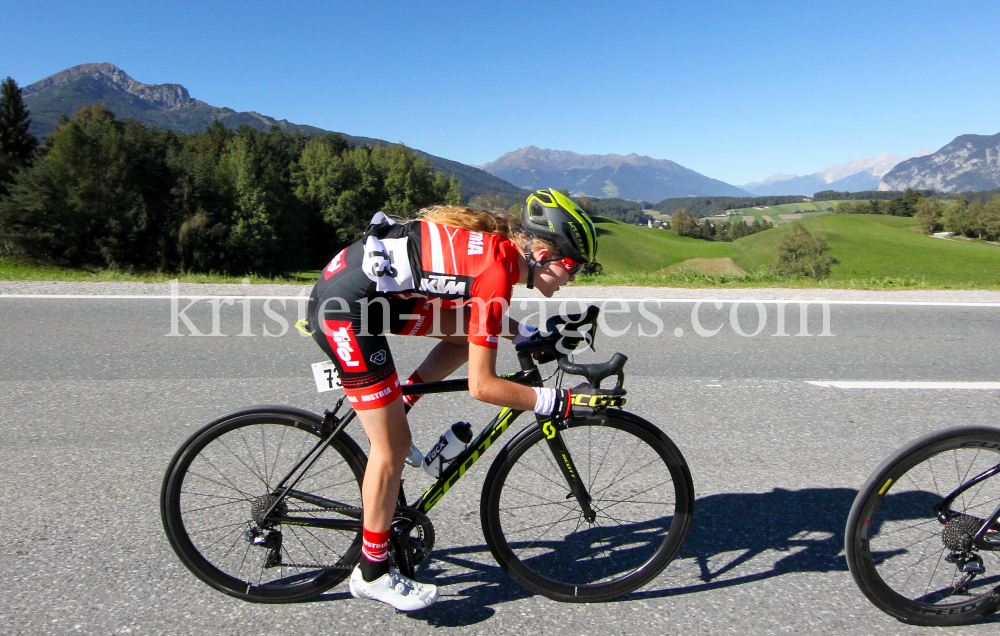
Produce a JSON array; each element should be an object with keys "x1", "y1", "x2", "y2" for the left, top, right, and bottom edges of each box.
[
  {"x1": 552, "y1": 383, "x2": 626, "y2": 419},
  {"x1": 513, "y1": 325, "x2": 556, "y2": 362}
]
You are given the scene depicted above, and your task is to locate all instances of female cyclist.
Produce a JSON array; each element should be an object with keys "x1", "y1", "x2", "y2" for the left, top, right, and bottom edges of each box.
[{"x1": 306, "y1": 189, "x2": 599, "y2": 611}]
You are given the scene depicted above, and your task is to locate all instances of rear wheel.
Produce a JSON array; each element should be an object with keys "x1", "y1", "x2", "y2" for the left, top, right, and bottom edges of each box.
[
  {"x1": 161, "y1": 407, "x2": 367, "y2": 603},
  {"x1": 481, "y1": 410, "x2": 694, "y2": 602},
  {"x1": 845, "y1": 426, "x2": 1000, "y2": 625}
]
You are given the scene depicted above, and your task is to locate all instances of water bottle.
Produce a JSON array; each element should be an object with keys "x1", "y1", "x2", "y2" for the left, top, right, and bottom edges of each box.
[
  {"x1": 422, "y1": 422, "x2": 474, "y2": 478},
  {"x1": 405, "y1": 443, "x2": 424, "y2": 467}
]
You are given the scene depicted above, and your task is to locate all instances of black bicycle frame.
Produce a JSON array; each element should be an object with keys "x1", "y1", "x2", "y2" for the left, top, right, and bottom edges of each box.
[
  {"x1": 261, "y1": 351, "x2": 598, "y2": 529},
  {"x1": 937, "y1": 461, "x2": 1000, "y2": 550}
]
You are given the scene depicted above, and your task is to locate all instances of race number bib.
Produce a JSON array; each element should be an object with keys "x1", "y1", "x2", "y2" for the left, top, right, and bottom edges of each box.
[
  {"x1": 360, "y1": 211, "x2": 415, "y2": 293},
  {"x1": 361, "y1": 235, "x2": 414, "y2": 292},
  {"x1": 311, "y1": 361, "x2": 343, "y2": 393}
]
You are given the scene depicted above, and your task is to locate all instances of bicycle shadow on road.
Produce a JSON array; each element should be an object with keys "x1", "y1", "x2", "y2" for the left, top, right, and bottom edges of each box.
[
  {"x1": 309, "y1": 487, "x2": 1000, "y2": 626},
  {"x1": 314, "y1": 487, "x2": 865, "y2": 626},
  {"x1": 631, "y1": 486, "x2": 857, "y2": 600}
]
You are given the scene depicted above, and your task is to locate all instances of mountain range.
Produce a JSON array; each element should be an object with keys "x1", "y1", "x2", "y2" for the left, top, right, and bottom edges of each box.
[
  {"x1": 20, "y1": 63, "x2": 523, "y2": 199},
  {"x1": 480, "y1": 147, "x2": 751, "y2": 201},
  {"x1": 16, "y1": 63, "x2": 1000, "y2": 202},
  {"x1": 741, "y1": 151, "x2": 932, "y2": 196},
  {"x1": 881, "y1": 132, "x2": 1000, "y2": 193}
]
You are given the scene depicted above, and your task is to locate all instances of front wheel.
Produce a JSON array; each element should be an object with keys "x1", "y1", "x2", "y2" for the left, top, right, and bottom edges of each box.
[
  {"x1": 480, "y1": 410, "x2": 694, "y2": 602},
  {"x1": 160, "y1": 406, "x2": 367, "y2": 603},
  {"x1": 845, "y1": 426, "x2": 1000, "y2": 625}
]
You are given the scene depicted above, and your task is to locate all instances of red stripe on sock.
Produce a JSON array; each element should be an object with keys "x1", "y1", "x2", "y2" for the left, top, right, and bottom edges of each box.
[
  {"x1": 402, "y1": 370, "x2": 424, "y2": 409},
  {"x1": 362, "y1": 527, "x2": 391, "y2": 563}
]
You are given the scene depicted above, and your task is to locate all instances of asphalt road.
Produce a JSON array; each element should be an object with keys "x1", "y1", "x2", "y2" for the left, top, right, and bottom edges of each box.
[{"x1": 2, "y1": 294, "x2": 1000, "y2": 635}]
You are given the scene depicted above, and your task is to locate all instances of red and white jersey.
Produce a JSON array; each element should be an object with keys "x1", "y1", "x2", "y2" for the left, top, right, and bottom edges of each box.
[{"x1": 360, "y1": 214, "x2": 521, "y2": 348}]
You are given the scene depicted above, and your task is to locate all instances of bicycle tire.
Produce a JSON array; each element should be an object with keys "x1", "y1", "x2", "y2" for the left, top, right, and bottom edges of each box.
[
  {"x1": 161, "y1": 405, "x2": 367, "y2": 603},
  {"x1": 845, "y1": 425, "x2": 1000, "y2": 625},
  {"x1": 480, "y1": 410, "x2": 694, "y2": 602}
]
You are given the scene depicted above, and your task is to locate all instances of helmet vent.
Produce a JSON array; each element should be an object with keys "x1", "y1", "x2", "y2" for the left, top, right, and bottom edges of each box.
[{"x1": 529, "y1": 200, "x2": 546, "y2": 220}]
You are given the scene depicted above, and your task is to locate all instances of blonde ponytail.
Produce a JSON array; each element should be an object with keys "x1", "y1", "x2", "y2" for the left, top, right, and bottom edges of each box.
[{"x1": 416, "y1": 205, "x2": 558, "y2": 256}]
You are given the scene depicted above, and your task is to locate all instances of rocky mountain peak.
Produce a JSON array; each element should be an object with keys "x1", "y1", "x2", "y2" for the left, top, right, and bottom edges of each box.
[
  {"x1": 483, "y1": 146, "x2": 679, "y2": 173},
  {"x1": 880, "y1": 133, "x2": 1000, "y2": 193},
  {"x1": 23, "y1": 63, "x2": 194, "y2": 110}
]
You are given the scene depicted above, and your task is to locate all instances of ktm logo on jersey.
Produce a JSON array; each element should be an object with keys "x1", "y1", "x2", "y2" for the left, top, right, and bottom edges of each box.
[
  {"x1": 419, "y1": 274, "x2": 467, "y2": 295},
  {"x1": 467, "y1": 232, "x2": 484, "y2": 255}
]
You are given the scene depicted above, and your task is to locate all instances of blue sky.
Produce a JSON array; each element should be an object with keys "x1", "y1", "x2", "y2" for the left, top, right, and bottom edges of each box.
[{"x1": 4, "y1": 0, "x2": 999, "y2": 185}]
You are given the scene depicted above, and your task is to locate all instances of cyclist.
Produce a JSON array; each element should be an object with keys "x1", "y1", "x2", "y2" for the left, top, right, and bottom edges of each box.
[{"x1": 307, "y1": 189, "x2": 608, "y2": 611}]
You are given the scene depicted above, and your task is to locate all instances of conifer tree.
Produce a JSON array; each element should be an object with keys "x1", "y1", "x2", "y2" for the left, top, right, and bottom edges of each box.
[{"x1": 0, "y1": 77, "x2": 39, "y2": 195}]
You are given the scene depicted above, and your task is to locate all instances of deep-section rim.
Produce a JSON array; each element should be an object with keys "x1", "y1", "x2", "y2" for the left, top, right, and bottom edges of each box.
[
  {"x1": 845, "y1": 425, "x2": 1000, "y2": 625},
  {"x1": 160, "y1": 407, "x2": 366, "y2": 603},
  {"x1": 480, "y1": 410, "x2": 694, "y2": 602}
]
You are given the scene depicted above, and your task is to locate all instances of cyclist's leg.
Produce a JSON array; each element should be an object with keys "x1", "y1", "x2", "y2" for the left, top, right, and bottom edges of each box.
[
  {"x1": 309, "y1": 278, "x2": 439, "y2": 608},
  {"x1": 355, "y1": 398, "x2": 410, "y2": 533}
]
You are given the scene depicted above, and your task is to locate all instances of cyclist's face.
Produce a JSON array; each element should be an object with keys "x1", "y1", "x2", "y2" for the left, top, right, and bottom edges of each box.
[{"x1": 532, "y1": 249, "x2": 572, "y2": 297}]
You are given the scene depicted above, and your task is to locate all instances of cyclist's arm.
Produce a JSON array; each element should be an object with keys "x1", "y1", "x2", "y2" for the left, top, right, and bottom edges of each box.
[
  {"x1": 467, "y1": 343, "x2": 538, "y2": 411},
  {"x1": 501, "y1": 316, "x2": 535, "y2": 342}
]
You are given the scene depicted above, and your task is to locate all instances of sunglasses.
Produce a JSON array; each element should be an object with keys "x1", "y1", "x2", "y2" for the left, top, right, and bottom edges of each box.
[{"x1": 541, "y1": 257, "x2": 584, "y2": 277}]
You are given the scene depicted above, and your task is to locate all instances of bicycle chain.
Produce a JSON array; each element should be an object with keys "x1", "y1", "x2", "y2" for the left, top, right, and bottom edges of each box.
[
  {"x1": 282, "y1": 507, "x2": 362, "y2": 514},
  {"x1": 255, "y1": 507, "x2": 362, "y2": 570},
  {"x1": 279, "y1": 562, "x2": 353, "y2": 570}
]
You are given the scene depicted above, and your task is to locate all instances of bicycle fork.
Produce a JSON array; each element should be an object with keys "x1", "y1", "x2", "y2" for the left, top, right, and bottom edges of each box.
[{"x1": 540, "y1": 418, "x2": 597, "y2": 523}]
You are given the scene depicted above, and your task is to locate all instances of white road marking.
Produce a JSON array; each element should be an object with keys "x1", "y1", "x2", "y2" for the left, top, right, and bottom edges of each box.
[
  {"x1": 0, "y1": 295, "x2": 309, "y2": 300},
  {"x1": 807, "y1": 381, "x2": 1000, "y2": 390},
  {"x1": 2, "y1": 295, "x2": 1000, "y2": 307}
]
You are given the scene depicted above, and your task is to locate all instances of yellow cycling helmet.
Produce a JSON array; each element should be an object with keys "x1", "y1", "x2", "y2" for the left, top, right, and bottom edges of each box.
[{"x1": 521, "y1": 189, "x2": 598, "y2": 264}]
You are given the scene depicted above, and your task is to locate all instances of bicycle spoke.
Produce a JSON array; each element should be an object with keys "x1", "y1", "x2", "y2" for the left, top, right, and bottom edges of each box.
[
  {"x1": 238, "y1": 428, "x2": 268, "y2": 490},
  {"x1": 594, "y1": 477, "x2": 675, "y2": 510},
  {"x1": 188, "y1": 520, "x2": 251, "y2": 536},
  {"x1": 179, "y1": 489, "x2": 245, "y2": 503},
  {"x1": 588, "y1": 431, "x2": 645, "y2": 498},
  {"x1": 584, "y1": 423, "x2": 619, "y2": 492},
  {"x1": 590, "y1": 457, "x2": 666, "y2": 495},
  {"x1": 215, "y1": 436, "x2": 269, "y2": 491},
  {"x1": 182, "y1": 498, "x2": 249, "y2": 514},
  {"x1": 498, "y1": 499, "x2": 584, "y2": 513}
]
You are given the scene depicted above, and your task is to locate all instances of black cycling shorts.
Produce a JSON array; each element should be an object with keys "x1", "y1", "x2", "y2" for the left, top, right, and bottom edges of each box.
[{"x1": 307, "y1": 241, "x2": 436, "y2": 410}]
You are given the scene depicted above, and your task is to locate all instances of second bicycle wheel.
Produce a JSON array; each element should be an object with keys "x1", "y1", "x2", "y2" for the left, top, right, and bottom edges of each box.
[
  {"x1": 845, "y1": 426, "x2": 1000, "y2": 625},
  {"x1": 161, "y1": 406, "x2": 367, "y2": 603},
  {"x1": 481, "y1": 410, "x2": 694, "y2": 602}
]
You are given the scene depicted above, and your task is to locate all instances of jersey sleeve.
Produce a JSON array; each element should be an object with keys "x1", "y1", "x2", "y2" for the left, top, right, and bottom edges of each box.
[{"x1": 467, "y1": 241, "x2": 520, "y2": 348}]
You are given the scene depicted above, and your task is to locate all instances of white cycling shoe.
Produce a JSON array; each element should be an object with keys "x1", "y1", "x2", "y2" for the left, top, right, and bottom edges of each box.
[{"x1": 349, "y1": 566, "x2": 439, "y2": 611}]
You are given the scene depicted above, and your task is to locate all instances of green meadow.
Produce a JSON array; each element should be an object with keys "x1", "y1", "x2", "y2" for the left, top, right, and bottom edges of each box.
[
  {"x1": 730, "y1": 214, "x2": 1000, "y2": 286},
  {"x1": 4, "y1": 214, "x2": 999, "y2": 289},
  {"x1": 580, "y1": 214, "x2": 1000, "y2": 288}
]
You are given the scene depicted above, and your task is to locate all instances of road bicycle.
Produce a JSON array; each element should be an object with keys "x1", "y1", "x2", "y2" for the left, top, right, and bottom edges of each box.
[
  {"x1": 845, "y1": 426, "x2": 1000, "y2": 625},
  {"x1": 160, "y1": 305, "x2": 695, "y2": 604}
]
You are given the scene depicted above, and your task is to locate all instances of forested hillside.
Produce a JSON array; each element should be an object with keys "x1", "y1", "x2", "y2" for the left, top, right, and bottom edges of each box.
[
  {"x1": 21, "y1": 63, "x2": 523, "y2": 199},
  {"x1": 0, "y1": 104, "x2": 460, "y2": 274}
]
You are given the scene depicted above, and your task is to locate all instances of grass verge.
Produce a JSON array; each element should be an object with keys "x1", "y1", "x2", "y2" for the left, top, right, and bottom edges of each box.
[{"x1": 0, "y1": 258, "x2": 307, "y2": 285}]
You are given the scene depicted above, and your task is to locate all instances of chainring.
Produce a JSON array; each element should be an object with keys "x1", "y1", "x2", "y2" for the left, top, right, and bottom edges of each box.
[{"x1": 392, "y1": 506, "x2": 436, "y2": 566}]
